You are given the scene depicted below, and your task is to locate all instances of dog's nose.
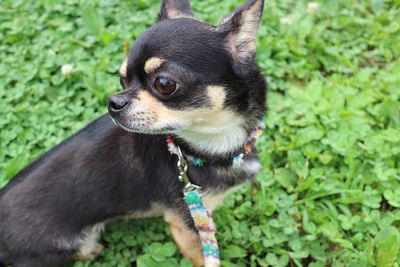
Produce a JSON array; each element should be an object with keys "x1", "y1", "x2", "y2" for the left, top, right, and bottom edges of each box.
[{"x1": 107, "y1": 95, "x2": 128, "y2": 113}]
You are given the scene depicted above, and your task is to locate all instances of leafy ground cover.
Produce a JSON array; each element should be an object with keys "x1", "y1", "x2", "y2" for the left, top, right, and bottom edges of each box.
[{"x1": 1, "y1": 0, "x2": 399, "y2": 266}]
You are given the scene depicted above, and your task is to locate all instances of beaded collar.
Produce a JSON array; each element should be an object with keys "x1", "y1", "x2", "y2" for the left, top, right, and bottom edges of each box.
[{"x1": 167, "y1": 120, "x2": 265, "y2": 169}]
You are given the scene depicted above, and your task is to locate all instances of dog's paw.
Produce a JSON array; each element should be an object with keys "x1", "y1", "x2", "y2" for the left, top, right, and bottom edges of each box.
[
  {"x1": 92, "y1": 243, "x2": 104, "y2": 258},
  {"x1": 73, "y1": 243, "x2": 104, "y2": 261}
]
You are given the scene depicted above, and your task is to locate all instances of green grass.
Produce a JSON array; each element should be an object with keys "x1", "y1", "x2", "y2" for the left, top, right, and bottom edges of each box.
[{"x1": 1, "y1": 0, "x2": 400, "y2": 266}]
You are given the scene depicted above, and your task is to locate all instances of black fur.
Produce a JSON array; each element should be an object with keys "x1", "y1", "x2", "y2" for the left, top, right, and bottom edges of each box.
[{"x1": 0, "y1": 1, "x2": 266, "y2": 266}]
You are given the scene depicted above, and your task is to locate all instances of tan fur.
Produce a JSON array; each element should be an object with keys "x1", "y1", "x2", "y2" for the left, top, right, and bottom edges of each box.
[
  {"x1": 119, "y1": 59, "x2": 128, "y2": 77},
  {"x1": 203, "y1": 191, "x2": 229, "y2": 213},
  {"x1": 164, "y1": 211, "x2": 204, "y2": 267},
  {"x1": 144, "y1": 57, "x2": 164, "y2": 74},
  {"x1": 136, "y1": 86, "x2": 231, "y2": 127},
  {"x1": 204, "y1": 186, "x2": 240, "y2": 214},
  {"x1": 207, "y1": 85, "x2": 226, "y2": 109}
]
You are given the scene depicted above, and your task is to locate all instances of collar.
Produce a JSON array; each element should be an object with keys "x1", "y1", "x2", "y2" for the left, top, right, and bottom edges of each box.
[{"x1": 167, "y1": 120, "x2": 265, "y2": 168}]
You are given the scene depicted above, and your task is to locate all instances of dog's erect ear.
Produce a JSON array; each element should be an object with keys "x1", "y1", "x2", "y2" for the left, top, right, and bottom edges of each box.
[
  {"x1": 218, "y1": 0, "x2": 264, "y2": 70},
  {"x1": 158, "y1": 0, "x2": 196, "y2": 22}
]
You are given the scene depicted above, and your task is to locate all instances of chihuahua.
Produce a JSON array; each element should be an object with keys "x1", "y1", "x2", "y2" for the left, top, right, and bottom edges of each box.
[{"x1": 0, "y1": 0, "x2": 266, "y2": 266}]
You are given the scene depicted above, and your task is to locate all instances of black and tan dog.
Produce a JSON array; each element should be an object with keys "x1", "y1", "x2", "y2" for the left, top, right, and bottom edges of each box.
[{"x1": 0, "y1": 0, "x2": 266, "y2": 266}]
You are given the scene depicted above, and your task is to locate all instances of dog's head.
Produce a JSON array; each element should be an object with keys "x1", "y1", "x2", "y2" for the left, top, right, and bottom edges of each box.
[{"x1": 107, "y1": 0, "x2": 266, "y2": 154}]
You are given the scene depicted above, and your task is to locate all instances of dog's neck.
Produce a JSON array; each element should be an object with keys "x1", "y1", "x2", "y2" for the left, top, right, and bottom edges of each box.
[
  {"x1": 176, "y1": 117, "x2": 249, "y2": 156},
  {"x1": 173, "y1": 117, "x2": 264, "y2": 166},
  {"x1": 176, "y1": 129, "x2": 248, "y2": 156}
]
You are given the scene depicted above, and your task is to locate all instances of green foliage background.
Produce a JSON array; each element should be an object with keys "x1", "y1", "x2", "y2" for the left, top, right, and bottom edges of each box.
[{"x1": 1, "y1": 0, "x2": 400, "y2": 266}]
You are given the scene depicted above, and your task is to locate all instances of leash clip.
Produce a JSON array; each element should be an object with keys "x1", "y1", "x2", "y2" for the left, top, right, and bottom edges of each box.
[
  {"x1": 167, "y1": 137, "x2": 202, "y2": 189},
  {"x1": 176, "y1": 146, "x2": 191, "y2": 184},
  {"x1": 184, "y1": 182, "x2": 202, "y2": 192}
]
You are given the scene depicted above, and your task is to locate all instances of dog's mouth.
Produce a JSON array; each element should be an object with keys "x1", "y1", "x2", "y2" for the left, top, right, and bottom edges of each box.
[{"x1": 110, "y1": 116, "x2": 184, "y2": 135}]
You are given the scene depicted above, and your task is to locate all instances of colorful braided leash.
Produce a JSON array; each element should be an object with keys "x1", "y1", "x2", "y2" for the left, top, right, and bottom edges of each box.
[
  {"x1": 166, "y1": 121, "x2": 265, "y2": 267},
  {"x1": 167, "y1": 137, "x2": 220, "y2": 267},
  {"x1": 185, "y1": 189, "x2": 220, "y2": 266}
]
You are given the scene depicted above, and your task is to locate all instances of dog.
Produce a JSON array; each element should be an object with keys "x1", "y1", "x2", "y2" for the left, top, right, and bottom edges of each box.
[{"x1": 0, "y1": 0, "x2": 266, "y2": 266}]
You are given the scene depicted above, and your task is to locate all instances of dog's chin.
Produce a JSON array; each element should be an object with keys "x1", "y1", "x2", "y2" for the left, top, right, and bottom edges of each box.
[{"x1": 110, "y1": 117, "x2": 181, "y2": 135}]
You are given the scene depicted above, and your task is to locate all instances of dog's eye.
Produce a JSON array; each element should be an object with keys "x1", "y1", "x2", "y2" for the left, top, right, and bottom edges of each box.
[{"x1": 154, "y1": 77, "x2": 177, "y2": 95}]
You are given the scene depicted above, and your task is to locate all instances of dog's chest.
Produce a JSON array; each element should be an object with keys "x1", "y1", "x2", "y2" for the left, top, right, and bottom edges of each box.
[
  {"x1": 193, "y1": 158, "x2": 261, "y2": 212},
  {"x1": 190, "y1": 157, "x2": 261, "y2": 186},
  {"x1": 124, "y1": 157, "x2": 261, "y2": 218}
]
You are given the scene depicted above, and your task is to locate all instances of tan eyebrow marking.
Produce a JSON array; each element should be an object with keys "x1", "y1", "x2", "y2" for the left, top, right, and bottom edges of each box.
[
  {"x1": 144, "y1": 57, "x2": 165, "y2": 74},
  {"x1": 207, "y1": 86, "x2": 226, "y2": 109},
  {"x1": 119, "y1": 59, "x2": 128, "y2": 77}
]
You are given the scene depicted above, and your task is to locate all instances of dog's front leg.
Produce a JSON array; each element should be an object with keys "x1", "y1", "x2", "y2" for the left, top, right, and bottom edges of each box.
[{"x1": 164, "y1": 210, "x2": 204, "y2": 267}]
